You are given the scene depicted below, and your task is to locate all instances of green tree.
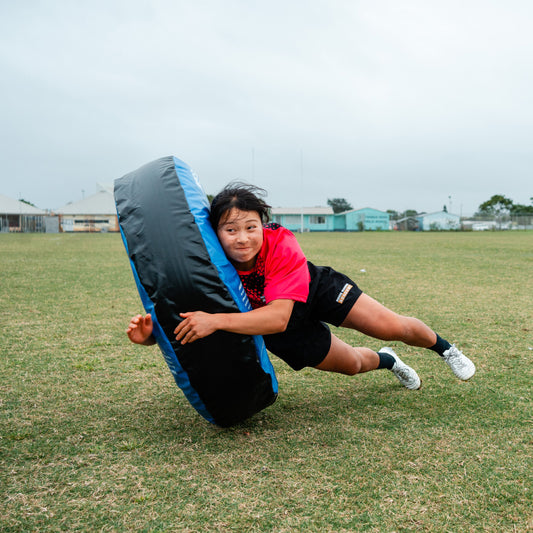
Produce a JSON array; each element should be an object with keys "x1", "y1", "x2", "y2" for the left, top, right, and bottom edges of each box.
[
  {"x1": 477, "y1": 194, "x2": 514, "y2": 216},
  {"x1": 510, "y1": 203, "x2": 533, "y2": 214},
  {"x1": 327, "y1": 198, "x2": 353, "y2": 214}
]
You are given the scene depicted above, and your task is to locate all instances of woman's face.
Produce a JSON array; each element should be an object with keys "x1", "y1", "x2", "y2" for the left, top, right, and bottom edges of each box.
[{"x1": 216, "y1": 208, "x2": 263, "y2": 271}]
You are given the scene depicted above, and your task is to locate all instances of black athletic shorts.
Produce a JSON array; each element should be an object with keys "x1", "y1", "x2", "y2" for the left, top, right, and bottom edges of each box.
[{"x1": 263, "y1": 262, "x2": 363, "y2": 370}]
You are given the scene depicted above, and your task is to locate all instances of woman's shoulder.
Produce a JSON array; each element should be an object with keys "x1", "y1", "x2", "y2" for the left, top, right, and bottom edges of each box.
[
  {"x1": 262, "y1": 223, "x2": 298, "y2": 246},
  {"x1": 263, "y1": 222, "x2": 293, "y2": 237},
  {"x1": 261, "y1": 223, "x2": 306, "y2": 259}
]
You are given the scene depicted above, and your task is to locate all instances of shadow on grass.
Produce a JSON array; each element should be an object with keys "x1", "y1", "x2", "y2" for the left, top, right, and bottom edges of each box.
[{"x1": 100, "y1": 374, "x2": 485, "y2": 446}]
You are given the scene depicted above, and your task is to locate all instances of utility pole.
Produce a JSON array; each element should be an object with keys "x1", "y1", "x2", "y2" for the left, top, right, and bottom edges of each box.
[
  {"x1": 300, "y1": 149, "x2": 304, "y2": 233},
  {"x1": 251, "y1": 148, "x2": 255, "y2": 181}
]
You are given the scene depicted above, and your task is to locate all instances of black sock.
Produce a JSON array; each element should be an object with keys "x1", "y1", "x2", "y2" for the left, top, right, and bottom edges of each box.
[
  {"x1": 377, "y1": 351, "x2": 395, "y2": 370},
  {"x1": 429, "y1": 334, "x2": 452, "y2": 357}
]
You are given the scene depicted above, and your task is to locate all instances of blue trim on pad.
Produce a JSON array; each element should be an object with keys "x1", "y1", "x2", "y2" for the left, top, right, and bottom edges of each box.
[{"x1": 173, "y1": 156, "x2": 278, "y2": 394}]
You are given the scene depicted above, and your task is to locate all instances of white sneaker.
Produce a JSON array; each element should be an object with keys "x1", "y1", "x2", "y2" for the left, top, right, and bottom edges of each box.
[
  {"x1": 380, "y1": 347, "x2": 421, "y2": 390},
  {"x1": 442, "y1": 345, "x2": 476, "y2": 380}
]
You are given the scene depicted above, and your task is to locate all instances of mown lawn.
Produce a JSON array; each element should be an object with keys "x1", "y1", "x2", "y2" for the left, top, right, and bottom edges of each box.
[{"x1": 1, "y1": 231, "x2": 532, "y2": 532}]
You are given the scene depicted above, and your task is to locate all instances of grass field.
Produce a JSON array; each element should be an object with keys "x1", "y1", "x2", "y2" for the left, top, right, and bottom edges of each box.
[{"x1": 1, "y1": 231, "x2": 532, "y2": 532}]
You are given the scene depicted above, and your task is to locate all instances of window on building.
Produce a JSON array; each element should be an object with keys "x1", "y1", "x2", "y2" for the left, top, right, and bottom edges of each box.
[
  {"x1": 284, "y1": 215, "x2": 301, "y2": 224},
  {"x1": 74, "y1": 219, "x2": 110, "y2": 224},
  {"x1": 309, "y1": 216, "x2": 326, "y2": 224}
]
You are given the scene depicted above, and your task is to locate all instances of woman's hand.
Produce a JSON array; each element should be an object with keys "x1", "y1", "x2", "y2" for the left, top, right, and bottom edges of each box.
[
  {"x1": 127, "y1": 314, "x2": 156, "y2": 345},
  {"x1": 174, "y1": 311, "x2": 219, "y2": 344}
]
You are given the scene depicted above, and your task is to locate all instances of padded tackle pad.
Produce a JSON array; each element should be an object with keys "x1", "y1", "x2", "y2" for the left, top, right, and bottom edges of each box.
[{"x1": 114, "y1": 156, "x2": 278, "y2": 427}]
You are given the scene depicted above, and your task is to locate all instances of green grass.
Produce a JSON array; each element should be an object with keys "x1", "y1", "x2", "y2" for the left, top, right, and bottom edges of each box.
[{"x1": 1, "y1": 231, "x2": 532, "y2": 532}]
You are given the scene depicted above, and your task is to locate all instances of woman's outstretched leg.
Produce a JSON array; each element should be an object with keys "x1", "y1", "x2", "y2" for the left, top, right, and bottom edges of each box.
[
  {"x1": 314, "y1": 334, "x2": 421, "y2": 390},
  {"x1": 341, "y1": 294, "x2": 475, "y2": 380}
]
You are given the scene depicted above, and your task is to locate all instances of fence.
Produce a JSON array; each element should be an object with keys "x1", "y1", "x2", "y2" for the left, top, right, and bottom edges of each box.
[
  {"x1": 0, "y1": 215, "x2": 46, "y2": 233},
  {"x1": 462, "y1": 214, "x2": 533, "y2": 231}
]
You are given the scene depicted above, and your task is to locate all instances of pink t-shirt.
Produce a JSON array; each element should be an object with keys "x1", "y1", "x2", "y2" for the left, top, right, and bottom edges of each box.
[{"x1": 236, "y1": 223, "x2": 310, "y2": 309}]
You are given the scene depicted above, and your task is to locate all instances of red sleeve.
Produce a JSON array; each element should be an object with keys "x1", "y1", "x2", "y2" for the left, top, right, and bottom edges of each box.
[{"x1": 262, "y1": 227, "x2": 310, "y2": 304}]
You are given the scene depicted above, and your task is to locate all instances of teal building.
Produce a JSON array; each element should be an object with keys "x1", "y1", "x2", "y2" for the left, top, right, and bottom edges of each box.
[
  {"x1": 335, "y1": 208, "x2": 390, "y2": 231},
  {"x1": 271, "y1": 207, "x2": 335, "y2": 232},
  {"x1": 271, "y1": 206, "x2": 390, "y2": 232}
]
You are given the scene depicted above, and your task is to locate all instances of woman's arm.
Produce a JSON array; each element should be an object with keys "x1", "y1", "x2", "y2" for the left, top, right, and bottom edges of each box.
[{"x1": 173, "y1": 299, "x2": 294, "y2": 345}]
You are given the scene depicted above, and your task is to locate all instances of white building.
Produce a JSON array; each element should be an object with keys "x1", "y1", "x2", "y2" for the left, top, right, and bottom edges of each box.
[
  {"x1": 0, "y1": 194, "x2": 47, "y2": 232},
  {"x1": 416, "y1": 211, "x2": 460, "y2": 231},
  {"x1": 54, "y1": 186, "x2": 119, "y2": 232}
]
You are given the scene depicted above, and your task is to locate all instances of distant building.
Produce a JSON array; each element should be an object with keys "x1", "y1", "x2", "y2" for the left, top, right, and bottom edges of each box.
[
  {"x1": 416, "y1": 211, "x2": 460, "y2": 231},
  {"x1": 0, "y1": 194, "x2": 47, "y2": 232},
  {"x1": 394, "y1": 216, "x2": 419, "y2": 231},
  {"x1": 335, "y1": 208, "x2": 390, "y2": 231},
  {"x1": 394, "y1": 211, "x2": 461, "y2": 231},
  {"x1": 271, "y1": 207, "x2": 335, "y2": 232},
  {"x1": 54, "y1": 186, "x2": 119, "y2": 232},
  {"x1": 271, "y1": 206, "x2": 390, "y2": 232}
]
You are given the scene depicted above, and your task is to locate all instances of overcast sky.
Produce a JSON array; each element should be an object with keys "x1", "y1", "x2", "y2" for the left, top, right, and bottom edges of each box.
[{"x1": 1, "y1": 1, "x2": 532, "y2": 215}]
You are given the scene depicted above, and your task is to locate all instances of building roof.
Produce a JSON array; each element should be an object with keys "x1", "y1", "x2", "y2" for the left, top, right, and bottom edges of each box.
[
  {"x1": 271, "y1": 206, "x2": 334, "y2": 215},
  {"x1": 55, "y1": 189, "x2": 117, "y2": 215},
  {"x1": 0, "y1": 194, "x2": 47, "y2": 215},
  {"x1": 417, "y1": 210, "x2": 460, "y2": 219},
  {"x1": 340, "y1": 207, "x2": 389, "y2": 215}
]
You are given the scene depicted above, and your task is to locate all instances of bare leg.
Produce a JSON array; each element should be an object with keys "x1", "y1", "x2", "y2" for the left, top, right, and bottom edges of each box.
[
  {"x1": 315, "y1": 333, "x2": 379, "y2": 375},
  {"x1": 319, "y1": 294, "x2": 474, "y2": 383},
  {"x1": 341, "y1": 294, "x2": 437, "y2": 348},
  {"x1": 314, "y1": 333, "x2": 422, "y2": 389}
]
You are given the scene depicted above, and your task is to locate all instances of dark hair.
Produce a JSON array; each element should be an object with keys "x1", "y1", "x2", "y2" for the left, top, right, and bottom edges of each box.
[{"x1": 210, "y1": 182, "x2": 271, "y2": 229}]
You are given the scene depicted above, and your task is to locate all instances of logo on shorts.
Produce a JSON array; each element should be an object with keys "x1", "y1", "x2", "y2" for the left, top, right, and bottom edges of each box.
[{"x1": 336, "y1": 283, "x2": 353, "y2": 304}]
